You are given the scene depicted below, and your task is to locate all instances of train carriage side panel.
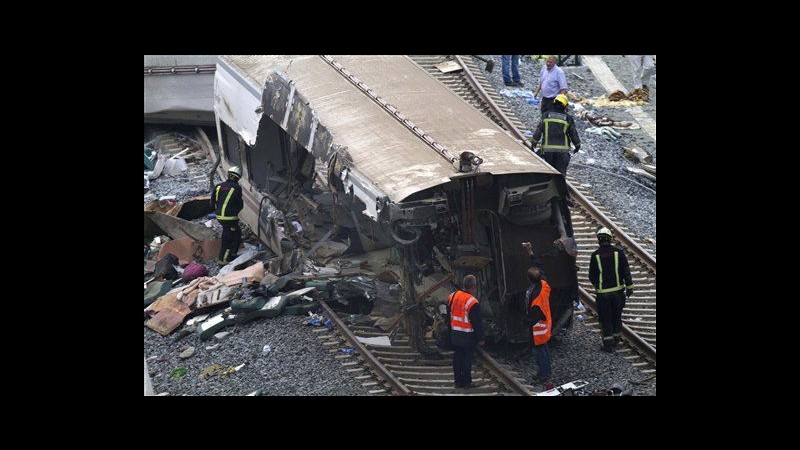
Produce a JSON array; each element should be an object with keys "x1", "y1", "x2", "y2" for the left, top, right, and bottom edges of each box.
[{"x1": 213, "y1": 55, "x2": 577, "y2": 343}]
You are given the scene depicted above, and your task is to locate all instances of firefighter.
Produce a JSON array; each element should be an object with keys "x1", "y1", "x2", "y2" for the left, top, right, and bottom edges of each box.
[
  {"x1": 530, "y1": 93, "x2": 581, "y2": 177},
  {"x1": 210, "y1": 166, "x2": 244, "y2": 264},
  {"x1": 588, "y1": 227, "x2": 634, "y2": 352},
  {"x1": 448, "y1": 274, "x2": 485, "y2": 389}
]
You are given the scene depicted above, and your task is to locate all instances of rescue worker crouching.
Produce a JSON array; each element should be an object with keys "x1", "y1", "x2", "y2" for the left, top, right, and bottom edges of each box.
[{"x1": 210, "y1": 166, "x2": 244, "y2": 265}]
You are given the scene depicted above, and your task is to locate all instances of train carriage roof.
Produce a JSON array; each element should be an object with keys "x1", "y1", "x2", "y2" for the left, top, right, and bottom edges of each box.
[{"x1": 219, "y1": 55, "x2": 557, "y2": 202}]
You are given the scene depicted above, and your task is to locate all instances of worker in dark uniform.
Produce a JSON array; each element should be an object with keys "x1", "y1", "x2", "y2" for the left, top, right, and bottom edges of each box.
[
  {"x1": 530, "y1": 93, "x2": 581, "y2": 177},
  {"x1": 448, "y1": 274, "x2": 485, "y2": 389},
  {"x1": 210, "y1": 166, "x2": 244, "y2": 264},
  {"x1": 522, "y1": 241, "x2": 553, "y2": 388},
  {"x1": 588, "y1": 227, "x2": 634, "y2": 352}
]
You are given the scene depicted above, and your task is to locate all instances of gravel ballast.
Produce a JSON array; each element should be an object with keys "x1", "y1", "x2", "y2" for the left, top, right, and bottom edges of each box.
[
  {"x1": 145, "y1": 314, "x2": 372, "y2": 396},
  {"x1": 144, "y1": 55, "x2": 656, "y2": 395},
  {"x1": 476, "y1": 55, "x2": 656, "y2": 251},
  {"x1": 476, "y1": 55, "x2": 656, "y2": 395}
]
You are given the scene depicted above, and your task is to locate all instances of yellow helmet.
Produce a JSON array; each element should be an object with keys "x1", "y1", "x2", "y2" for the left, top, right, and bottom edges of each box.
[{"x1": 554, "y1": 94, "x2": 568, "y2": 108}]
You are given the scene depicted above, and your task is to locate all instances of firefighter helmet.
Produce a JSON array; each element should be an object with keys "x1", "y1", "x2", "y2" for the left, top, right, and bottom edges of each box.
[
  {"x1": 597, "y1": 227, "x2": 612, "y2": 238},
  {"x1": 554, "y1": 93, "x2": 568, "y2": 108},
  {"x1": 228, "y1": 166, "x2": 242, "y2": 179}
]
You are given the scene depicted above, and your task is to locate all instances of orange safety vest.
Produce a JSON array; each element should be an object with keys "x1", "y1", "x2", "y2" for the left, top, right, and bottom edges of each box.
[
  {"x1": 529, "y1": 280, "x2": 552, "y2": 345},
  {"x1": 449, "y1": 290, "x2": 479, "y2": 333}
]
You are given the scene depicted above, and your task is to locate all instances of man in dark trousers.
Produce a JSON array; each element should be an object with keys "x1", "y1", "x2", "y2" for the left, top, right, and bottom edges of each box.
[
  {"x1": 522, "y1": 242, "x2": 553, "y2": 388},
  {"x1": 588, "y1": 227, "x2": 634, "y2": 352},
  {"x1": 210, "y1": 166, "x2": 244, "y2": 264},
  {"x1": 530, "y1": 93, "x2": 581, "y2": 177},
  {"x1": 448, "y1": 274, "x2": 485, "y2": 389}
]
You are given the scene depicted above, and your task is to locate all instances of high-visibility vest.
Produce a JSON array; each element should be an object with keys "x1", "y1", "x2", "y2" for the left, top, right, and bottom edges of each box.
[
  {"x1": 594, "y1": 250, "x2": 632, "y2": 293},
  {"x1": 214, "y1": 184, "x2": 240, "y2": 221},
  {"x1": 449, "y1": 290, "x2": 478, "y2": 333},
  {"x1": 529, "y1": 280, "x2": 552, "y2": 345},
  {"x1": 541, "y1": 112, "x2": 572, "y2": 153}
]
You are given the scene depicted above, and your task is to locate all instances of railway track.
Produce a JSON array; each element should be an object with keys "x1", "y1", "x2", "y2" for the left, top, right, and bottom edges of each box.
[
  {"x1": 410, "y1": 55, "x2": 656, "y2": 373},
  {"x1": 313, "y1": 300, "x2": 533, "y2": 396}
]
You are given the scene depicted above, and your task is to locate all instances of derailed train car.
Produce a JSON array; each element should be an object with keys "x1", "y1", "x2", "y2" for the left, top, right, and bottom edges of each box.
[{"x1": 212, "y1": 55, "x2": 577, "y2": 347}]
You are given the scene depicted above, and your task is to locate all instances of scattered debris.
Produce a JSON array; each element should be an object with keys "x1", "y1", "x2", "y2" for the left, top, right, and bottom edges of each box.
[
  {"x1": 144, "y1": 210, "x2": 217, "y2": 242},
  {"x1": 534, "y1": 380, "x2": 589, "y2": 396},
  {"x1": 173, "y1": 325, "x2": 196, "y2": 342},
  {"x1": 435, "y1": 60, "x2": 462, "y2": 74},
  {"x1": 178, "y1": 346, "x2": 195, "y2": 359},
  {"x1": 588, "y1": 382, "x2": 633, "y2": 396},
  {"x1": 220, "y1": 363, "x2": 246, "y2": 377},
  {"x1": 623, "y1": 146, "x2": 653, "y2": 164},
  {"x1": 586, "y1": 93, "x2": 645, "y2": 107},
  {"x1": 576, "y1": 108, "x2": 640, "y2": 129},
  {"x1": 199, "y1": 364, "x2": 224, "y2": 379},
  {"x1": 213, "y1": 331, "x2": 231, "y2": 340},
  {"x1": 170, "y1": 366, "x2": 188, "y2": 380},
  {"x1": 586, "y1": 126, "x2": 622, "y2": 141},
  {"x1": 625, "y1": 166, "x2": 656, "y2": 182},
  {"x1": 641, "y1": 163, "x2": 656, "y2": 176},
  {"x1": 356, "y1": 335, "x2": 392, "y2": 347},
  {"x1": 156, "y1": 236, "x2": 221, "y2": 265}
]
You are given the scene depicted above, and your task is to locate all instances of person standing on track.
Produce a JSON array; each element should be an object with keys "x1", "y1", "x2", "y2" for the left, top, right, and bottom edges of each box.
[
  {"x1": 588, "y1": 227, "x2": 634, "y2": 352},
  {"x1": 530, "y1": 93, "x2": 581, "y2": 177},
  {"x1": 522, "y1": 241, "x2": 554, "y2": 388},
  {"x1": 448, "y1": 274, "x2": 485, "y2": 389}
]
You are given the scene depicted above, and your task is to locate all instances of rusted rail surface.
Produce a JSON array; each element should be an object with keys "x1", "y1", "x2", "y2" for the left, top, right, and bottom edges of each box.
[{"x1": 319, "y1": 301, "x2": 532, "y2": 396}]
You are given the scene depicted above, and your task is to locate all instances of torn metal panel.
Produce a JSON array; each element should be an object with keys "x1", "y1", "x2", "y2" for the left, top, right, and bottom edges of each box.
[
  {"x1": 216, "y1": 261, "x2": 265, "y2": 286},
  {"x1": 434, "y1": 60, "x2": 462, "y2": 73},
  {"x1": 177, "y1": 276, "x2": 226, "y2": 309},
  {"x1": 214, "y1": 60, "x2": 265, "y2": 146},
  {"x1": 222, "y1": 56, "x2": 445, "y2": 203},
  {"x1": 144, "y1": 199, "x2": 180, "y2": 216},
  {"x1": 145, "y1": 295, "x2": 192, "y2": 336},
  {"x1": 144, "y1": 210, "x2": 217, "y2": 242},
  {"x1": 156, "y1": 237, "x2": 221, "y2": 265}
]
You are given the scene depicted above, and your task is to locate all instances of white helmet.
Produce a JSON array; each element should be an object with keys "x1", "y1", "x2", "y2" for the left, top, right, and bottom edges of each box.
[
  {"x1": 228, "y1": 166, "x2": 242, "y2": 179},
  {"x1": 597, "y1": 227, "x2": 612, "y2": 239}
]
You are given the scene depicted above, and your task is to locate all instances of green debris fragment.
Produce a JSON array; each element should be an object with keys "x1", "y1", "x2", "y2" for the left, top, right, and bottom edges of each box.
[{"x1": 170, "y1": 366, "x2": 188, "y2": 380}]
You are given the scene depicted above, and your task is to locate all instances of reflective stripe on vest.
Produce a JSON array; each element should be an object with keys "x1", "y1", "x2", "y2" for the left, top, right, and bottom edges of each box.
[
  {"x1": 449, "y1": 290, "x2": 478, "y2": 333},
  {"x1": 596, "y1": 251, "x2": 625, "y2": 293},
  {"x1": 530, "y1": 280, "x2": 552, "y2": 345},
  {"x1": 542, "y1": 117, "x2": 571, "y2": 152},
  {"x1": 215, "y1": 185, "x2": 238, "y2": 221}
]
